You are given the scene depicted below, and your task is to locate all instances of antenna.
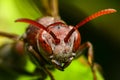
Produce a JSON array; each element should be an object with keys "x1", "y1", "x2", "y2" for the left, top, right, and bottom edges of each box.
[
  {"x1": 15, "y1": 18, "x2": 60, "y2": 44},
  {"x1": 64, "y1": 9, "x2": 117, "y2": 42}
]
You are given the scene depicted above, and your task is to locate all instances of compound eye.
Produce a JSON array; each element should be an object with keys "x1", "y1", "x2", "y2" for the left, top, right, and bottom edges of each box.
[
  {"x1": 37, "y1": 32, "x2": 53, "y2": 55},
  {"x1": 73, "y1": 31, "x2": 81, "y2": 52},
  {"x1": 41, "y1": 39, "x2": 53, "y2": 55}
]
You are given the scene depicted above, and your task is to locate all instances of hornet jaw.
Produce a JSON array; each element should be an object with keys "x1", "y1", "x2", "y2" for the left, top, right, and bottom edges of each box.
[{"x1": 50, "y1": 52, "x2": 76, "y2": 71}]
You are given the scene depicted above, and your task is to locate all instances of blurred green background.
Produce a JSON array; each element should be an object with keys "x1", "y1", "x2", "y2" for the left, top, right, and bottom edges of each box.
[{"x1": 0, "y1": 0, "x2": 120, "y2": 80}]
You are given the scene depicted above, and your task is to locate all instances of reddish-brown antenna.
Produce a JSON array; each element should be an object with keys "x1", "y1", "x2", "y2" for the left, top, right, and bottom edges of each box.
[
  {"x1": 15, "y1": 18, "x2": 60, "y2": 44},
  {"x1": 64, "y1": 9, "x2": 117, "y2": 42},
  {"x1": 15, "y1": 18, "x2": 47, "y2": 31}
]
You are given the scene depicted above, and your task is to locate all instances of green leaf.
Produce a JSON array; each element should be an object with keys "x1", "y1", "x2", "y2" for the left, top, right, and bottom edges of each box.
[{"x1": 46, "y1": 56, "x2": 104, "y2": 80}]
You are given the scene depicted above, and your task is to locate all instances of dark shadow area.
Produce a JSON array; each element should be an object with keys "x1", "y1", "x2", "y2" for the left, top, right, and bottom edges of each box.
[{"x1": 59, "y1": 2, "x2": 120, "y2": 80}]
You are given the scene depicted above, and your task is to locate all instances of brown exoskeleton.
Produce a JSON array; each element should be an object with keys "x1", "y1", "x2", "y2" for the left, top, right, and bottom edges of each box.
[{"x1": 15, "y1": 9, "x2": 116, "y2": 80}]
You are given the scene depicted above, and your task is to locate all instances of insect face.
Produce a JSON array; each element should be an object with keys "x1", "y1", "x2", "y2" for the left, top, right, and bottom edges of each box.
[
  {"x1": 16, "y1": 17, "x2": 81, "y2": 71},
  {"x1": 37, "y1": 22, "x2": 81, "y2": 70}
]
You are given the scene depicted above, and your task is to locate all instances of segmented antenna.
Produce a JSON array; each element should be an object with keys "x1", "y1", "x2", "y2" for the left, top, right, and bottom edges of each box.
[
  {"x1": 15, "y1": 18, "x2": 60, "y2": 44},
  {"x1": 64, "y1": 9, "x2": 117, "y2": 42}
]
